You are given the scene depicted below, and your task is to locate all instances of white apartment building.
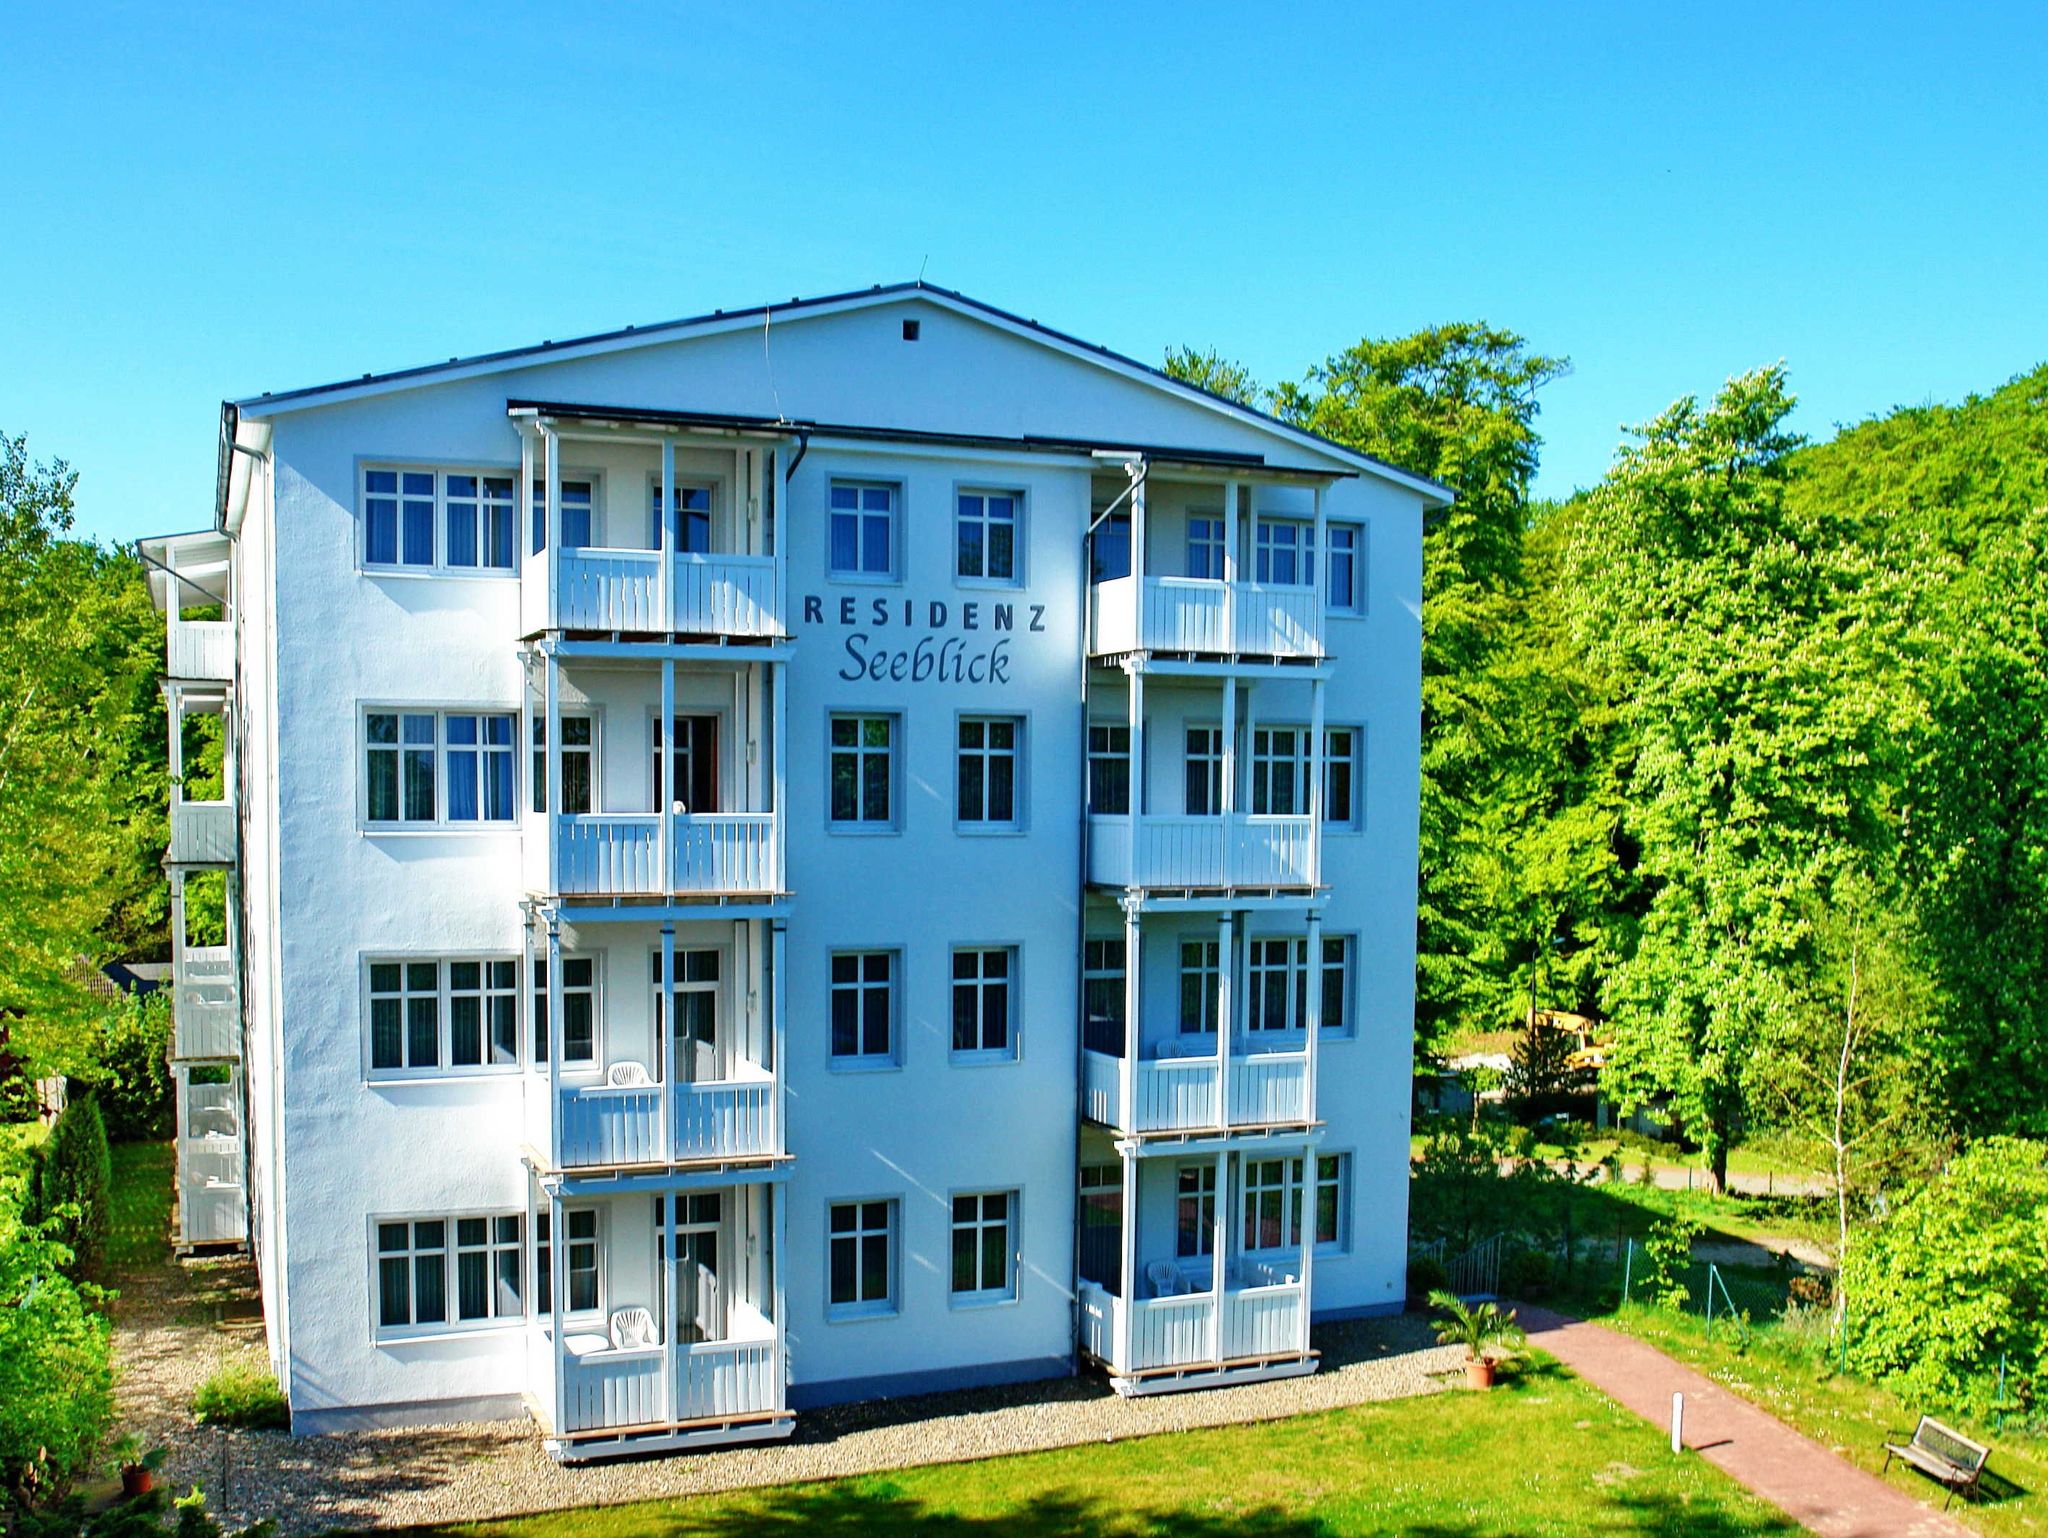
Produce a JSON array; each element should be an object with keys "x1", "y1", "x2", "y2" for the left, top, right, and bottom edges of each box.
[{"x1": 141, "y1": 283, "x2": 1443, "y2": 1458}]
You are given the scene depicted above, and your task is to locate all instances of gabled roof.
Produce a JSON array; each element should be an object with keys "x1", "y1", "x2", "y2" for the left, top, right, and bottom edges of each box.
[{"x1": 231, "y1": 281, "x2": 1452, "y2": 504}]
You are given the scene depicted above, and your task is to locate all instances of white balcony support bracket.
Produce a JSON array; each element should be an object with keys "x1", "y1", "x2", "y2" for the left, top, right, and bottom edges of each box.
[
  {"x1": 658, "y1": 438, "x2": 675, "y2": 634},
  {"x1": 1209, "y1": 1146, "x2": 1228, "y2": 1365},
  {"x1": 1214, "y1": 911, "x2": 1234, "y2": 1133}
]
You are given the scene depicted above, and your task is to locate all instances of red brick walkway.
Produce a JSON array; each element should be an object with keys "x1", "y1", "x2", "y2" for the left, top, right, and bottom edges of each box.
[{"x1": 1518, "y1": 1306, "x2": 1974, "y2": 1538}]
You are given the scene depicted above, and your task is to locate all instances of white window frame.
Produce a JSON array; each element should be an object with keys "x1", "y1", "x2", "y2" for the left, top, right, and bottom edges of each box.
[
  {"x1": 950, "y1": 945, "x2": 1019, "y2": 1062},
  {"x1": 1325, "y1": 521, "x2": 1367, "y2": 614},
  {"x1": 1254, "y1": 518, "x2": 1314, "y2": 587},
  {"x1": 1087, "y1": 723, "x2": 1130, "y2": 815},
  {"x1": 362, "y1": 706, "x2": 519, "y2": 831},
  {"x1": 532, "y1": 712, "x2": 599, "y2": 816},
  {"x1": 1178, "y1": 939, "x2": 1220, "y2": 1036},
  {"x1": 532, "y1": 954, "x2": 600, "y2": 1068},
  {"x1": 359, "y1": 464, "x2": 521, "y2": 576},
  {"x1": 1245, "y1": 935, "x2": 1352, "y2": 1035},
  {"x1": 647, "y1": 475, "x2": 721, "y2": 554},
  {"x1": 1082, "y1": 937, "x2": 1126, "y2": 1056},
  {"x1": 1241, "y1": 1157, "x2": 1304, "y2": 1255},
  {"x1": 1320, "y1": 934, "x2": 1356, "y2": 1039},
  {"x1": 363, "y1": 956, "x2": 522, "y2": 1080},
  {"x1": 956, "y1": 714, "x2": 1025, "y2": 832},
  {"x1": 1185, "y1": 725, "x2": 1224, "y2": 816},
  {"x1": 954, "y1": 487, "x2": 1024, "y2": 586},
  {"x1": 1324, "y1": 725, "x2": 1364, "y2": 831},
  {"x1": 1250, "y1": 725, "x2": 1309, "y2": 817},
  {"x1": 1313, "y1": 1152, "x2": 1351, "y2": 1254},
  {"x1": 372, "y1": 1211, "x2": 526, "y2": 1341},
  {"x1": 827, "y1": 712, "x2": 900, "y2": 832},
  {"x1": 560, "y1": 1205, "x2": 604, "y2": 1319},
  {"x1": 530, "y1": 474, "x2": 601, "y2": 553},
  {"x1": 826, "y1": 1197, "x2": 899, "y2": 1320},
  {"x1": 828, "y1": 479, "x2": 901, "y2": 582},
  {"x1": 828, "y1": 949, "x2": 899, "y2": 1069},
  {"x1": 949, "y1": 1189, "x2": 1019, "y2": 1306},
  {"x1": 1175, "y1": 1162, "x2": 1217, "y2": 1260},
  {"x1": 1185, "y1": 512, "x2": 1225, "y2": 580}
]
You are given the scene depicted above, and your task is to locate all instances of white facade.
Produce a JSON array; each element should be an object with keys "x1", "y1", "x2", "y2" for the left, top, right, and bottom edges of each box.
[{"x1": 148, "y1": 283, "x2": 1439, "y2": 1454}]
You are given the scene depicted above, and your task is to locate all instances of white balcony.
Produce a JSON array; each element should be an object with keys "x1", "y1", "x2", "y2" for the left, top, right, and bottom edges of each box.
[
  {"x1": 174, "y1": 1066, "x2": 246, "y2": 1248},
  {"x1": 557, "y1": 1075, "x2": 780, "y2": 1170},
  {"x1": 553, "y1": 813, "x2": 779, "y2": 898},
  {"x1": 1082, "y1": 1047, "x2": 1310, "y2": 1135},
  {"x1": 1078, "y1": 1262, "x2": 1308, "y2": 1382},
  {"x1": 172, "y1": 946, "x2": 239, "y2": 1060},
  {"x1": 169, "y1": 801, "x2": 236, "y2": 866},
  {"x1": 541, "y1": 549, "x2": 784, "y2": 639},
  {"x1": 1092, "y1": 576, "x2": 1323, "y2": 660},
  {"x1": 1087, "y1": 814, "x2": 1316, "y2": 891},
  {"x1": 558, "y1": 1331, "x2": 782, "y2": 1436},
  {"x1": 168, "y1": 620, "x2": 234, "y2": 682}
]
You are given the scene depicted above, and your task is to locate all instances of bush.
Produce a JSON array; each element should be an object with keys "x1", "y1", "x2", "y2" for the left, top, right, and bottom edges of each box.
[
  {"x1": 96, "y1": 997, "x2": 172, "y2": 1143},
  {"x1": 192, "y1": 1360, "x2": 289, "y2": 1430},
  {"x1": 0, "y1": 1196, "x2": 113, "y2": 1504},
  {"x1": 1405, "y1": 1254, "x2": 1449, "y2": 1306},
  {"x1": 1843, "y1": 1136, "x2": 2048, "y2": 1415},
  {"x1": 1505, "y1": 1248, "x2": 1555, "y2": 1299},
  {"x1": 24, "y1": 1094, "x2": 112, "y2": 1280},
  {"x1": 1635, "y1": 1210, "x2": 1700, "y2": 1309}
]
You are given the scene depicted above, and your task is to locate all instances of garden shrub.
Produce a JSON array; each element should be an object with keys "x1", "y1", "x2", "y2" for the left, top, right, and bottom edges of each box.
[
  {"x1": 24, "y1": 1094, "x2": 112, "y2": 1280},
  {"x1": 1635, "y1": 1210, "x2": 1700, "y2": 1308},
  {"x1": 192, "y1": 1360, "x2": 289, "y2": 1430},
  {"x1": 1405, "y1": 1254, "x2": 1449, "y2": 1305},
  {"x1": 1505, "y1": 1247, "x2": 1555, "y2": 1299},
  {"x1": 0, "y1": 1195, "x2": 113, "y2": 1505},
  {"x1": 1843, "y1": 1136, "x2": 2048, "y2": 1414},
  {"x1": 96, "y1": 996, "x2": 172, "y2": 1143}
]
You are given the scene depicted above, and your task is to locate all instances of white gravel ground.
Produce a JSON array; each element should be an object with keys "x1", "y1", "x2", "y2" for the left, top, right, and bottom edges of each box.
[{"x1": 115, "y1": 1254, "x2": 1460, "y2": 1535}]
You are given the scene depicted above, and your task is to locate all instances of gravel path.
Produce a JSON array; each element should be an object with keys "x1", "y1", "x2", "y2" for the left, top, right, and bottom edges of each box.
[{"x1": 112, "y1": 1249, "x2": 1460, "y2": 1535}]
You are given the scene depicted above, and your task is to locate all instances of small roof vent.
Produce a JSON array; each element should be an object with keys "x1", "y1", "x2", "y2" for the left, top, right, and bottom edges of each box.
[{"x1": 902, "y1": 319, "x2": 921, "y2": 341}]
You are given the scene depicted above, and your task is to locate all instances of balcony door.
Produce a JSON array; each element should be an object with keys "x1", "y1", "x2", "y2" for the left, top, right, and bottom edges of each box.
[
  {"x1": 655, "y1": 948, "x2": 727, "y2": 1083},
  {"x1": 657, "y1": 1192, "x2": 726, "y2": 1345},
  {"x1": 654, "y1": 714, "x2": 720, "y2": 814}
]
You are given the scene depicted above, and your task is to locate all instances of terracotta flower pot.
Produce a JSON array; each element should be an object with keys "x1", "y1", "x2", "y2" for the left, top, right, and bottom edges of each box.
[
  {"x1": 122, "y1": 1465, "x2": 154, "y2": 1499},
  {"x1": 1464, "y1": 1356, "x2": 1497, "y2": 1390}
]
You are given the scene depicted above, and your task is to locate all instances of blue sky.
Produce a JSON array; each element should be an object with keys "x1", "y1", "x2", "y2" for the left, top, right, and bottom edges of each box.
[{"x1": 5, "y1": 2, "x2": 2045, "y2": 546}]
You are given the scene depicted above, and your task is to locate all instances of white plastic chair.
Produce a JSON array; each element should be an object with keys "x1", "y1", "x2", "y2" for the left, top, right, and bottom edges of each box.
[
  {"x1": 606, "y1": 1060, "x2": 654, "y2": 1088},
  {"x1": 610, "y1": 1306, "x2": 659, "y2": 1350},
  {"x1": 1145, "y1": 1260, "x2": 1182, "y2": 1298}
]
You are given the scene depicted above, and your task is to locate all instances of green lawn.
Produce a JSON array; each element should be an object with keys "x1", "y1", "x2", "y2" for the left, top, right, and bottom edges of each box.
[
  {"x1": 108, "y1": 1139, "x2": 173, "y2": 1275},
  {"x1": 1599, "y1": 1305, "x2": 2045, "y2": 1537},
  {"x1": 428, "y1": 1364, "x2": 1796, "y2": 1538}
]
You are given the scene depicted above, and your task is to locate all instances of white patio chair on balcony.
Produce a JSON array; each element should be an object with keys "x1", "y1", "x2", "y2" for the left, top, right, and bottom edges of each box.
[
  {"x1": 1145, "y1": 1260, "x2": 1191, "y2": 1298},
  {"x1": 606, "y1": 1061, "x2": 654, "y2": 1089},
  {"x1": 610, "y1": 1306, "x2": 659, "y2": 1351}
]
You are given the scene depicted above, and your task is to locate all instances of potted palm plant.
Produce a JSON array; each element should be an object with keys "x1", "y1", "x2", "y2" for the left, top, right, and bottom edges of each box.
[
  {"x1": 107, "y1": 1433, "x2": 168, "y2": 1498},
  {"x1": 1429, "y1": 1289, "x2": 1525, "y2": 1389}
]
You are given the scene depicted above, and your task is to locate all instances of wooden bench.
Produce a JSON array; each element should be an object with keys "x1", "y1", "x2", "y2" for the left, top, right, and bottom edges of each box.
[{"x1": 1882, "y1": 1415, "x2": 1991, "y2": 1509}]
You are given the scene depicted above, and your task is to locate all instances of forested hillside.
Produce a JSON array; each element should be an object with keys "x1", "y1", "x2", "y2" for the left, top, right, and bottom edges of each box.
[{"x1": 1173, "y1": 344, "x2": 2048, "y2": 1192}]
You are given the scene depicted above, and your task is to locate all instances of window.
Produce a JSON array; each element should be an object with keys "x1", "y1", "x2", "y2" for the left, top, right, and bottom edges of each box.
[
  {"x1": 1242, "y1": 1158, "x2": 1301, "y2": 1252},
  {"x1": 1078, "y1": 1165, "x2": 1122, "y2": 1291},
  {"x1": 653, "y1": 948, "x2": 721, "y2": 1069},
  {"x1": 829, "y1": 951, "x2": 895, "y2": 1066},
  {"x1": 829, "y1": 714, "x2": 896, "y2": 827},
  {"x1": 828, "y1": 1199, "x2": 896, "y2": 1317},
  {"x1": 363, "y1": 468, "x2": 517, "y2": 573},
  {"x1": 829, "y1": 481, "x2": 896, "y2": 578},
  {"x1": 652, "y1": 483, "x2": 714, "y2": 553},
  {"x1": 1315, "y1": 1153, "x2": 1350, "y2": 1249},
  {"x1": 532, "y1": 957, "x2": 597, "y2": 1064},
  {"x1": 1250, "y1": 727, "x2": 1307, "y2": 816},
  {"x1": 1325, "y1": 727, "x2": 1361, "y2": 828},
  {"x1": 1178, "y1": 940, "x2": 1220, "y2": 1035},
  {"x1": 533, "y1": 715, "x2": 595, "y2": 815},
  {"x1": 367, "y1": 958, "x2": 519, "y2": 1076},
  {"x1": 448, "y1": 961, "x2": 519, "y2": 1068},
  {"x1": 1245, "y1": 937, "x2": 1351, "y2": 1033},
  {"x1": 375, "y1": 1213, "x2": 526, "y2": 1335},
  {"x1": 376, "y1": 1219, "x2": 448, "y2": 1330},
  {"x1": 1082, "y1": 938, "x2": 1125, "y2": 1056},
  {"x1": 1091, "y1": 512, "x2": 1131, "y2": 583},
  {"x1": 1186, "y1": 515, "x2": 1225, "y2": 580},
  {"x1": 1254, "y1": 520, "x2": 1312, "y2": 586},
  {"x1": 957, "y1": 716, "x2": 1021, "y2": 828},
  {"x1": 1185, "y1": 727, "x2": 1223, "y2": 816},
  {"x1": 951, "y1": 946, "x2": 1016, "y2": 1059},
  {"x1": 1087, "y1": 724, "x2": 1130, "y2": 815},
  {"x1": 365, "y1": 710, "x2": 517, "y2": 828},
  {"x1": 565, "y1": 1207, "x2": 601, "y2": 1313},
  {"x1": 369, "y1": 960, "x2": 442, "y2": 1073},
  {"x1": 531, "y1": 479, "x2": 595, "y2": 552},
  {"x1": 1176, "y1": 1165, "x2": 1217, "y2": 1258},
  {"x1": 455, "y1": 1215, "x2": 524, "y2": 1321},
  {"x1": 1326, "y1": 523, "x2": 1365, "y2": 612},
  {"x1": 956, "y1": 491, "x2": 1020, "y2": 582},
  {"x1": 950, "y1": 1191, "x2": 1016, "y2": 1302}
]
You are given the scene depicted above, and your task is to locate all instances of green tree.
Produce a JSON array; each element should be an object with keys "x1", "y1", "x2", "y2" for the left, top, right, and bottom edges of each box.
[
  {"x1": 1161, "y1": 346, "x2": 1263, "y2": 408},
  {"x1": 24, "y1": 1093, "x2": 113, "y2": 1280},
  {"x1": 1270, "y1": 325, "x2": 1570, "y2": 1049}
]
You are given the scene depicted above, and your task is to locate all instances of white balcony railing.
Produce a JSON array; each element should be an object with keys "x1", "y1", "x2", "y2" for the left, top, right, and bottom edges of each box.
[
  {"x1": 557, "y1": 1077, "x2": 779, "y2": 1169},
  {"x1": 559, "y1": 1333, "x2": 780, "y2": 1435},
  {"x1": 169, "y1": 802, "x2": 236, "y2": 865},
  {"x1": 1087, "y1": 814, "x2": 1315, "y2": 890},
  {"x1": 1082, "y1": 1048, "x2": 1309, "y2": 1134},
  {"x1": 544, "y1": 548, "x2": 784, "y2": 638},
  {"x1": 168, "y1": 620, "x2": 234, "y2": 682},
  {"x1": 1077, "y1": 1275, "x2": 1308, "y2": 1375},
  {"x1": 172, "y1": 947, "x2": 239, "y2": 1060},
  {"x1": 1091, "y1": 576, "x2": 1323, "y2": 660},
  {"x1": 554, "y1": 812, "x2": 778, "y2": 897}
]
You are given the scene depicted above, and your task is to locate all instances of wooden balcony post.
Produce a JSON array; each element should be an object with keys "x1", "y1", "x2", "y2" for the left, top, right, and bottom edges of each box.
[
  {"x1": 771, "y1": 1180, "x2": 790, "y2": 1411},
  {"x1": 519, "y1": 428, "x2": 536, "y2": 606},
  {"x1": 1119, "y1": 900, "x2": 1141, "y2": 1134},
  {"x1": 661, "y1": 1184, "x2": 680, "y2": 1427},
  {"x1": 770, "y1": 660, "x2": 787, "y2": 892},
  {"x1": 1304, "y1": 909, "x2": 1323, "y2": 1123},
  {"x1": 770, "y1": 919, "x2": 787, "y2": 1155},
  {"x1": 772, "y1": 443, "x2": 790, "y2": 639},
  {"x1": 1210, "y1": 1146, "x2": 1228, "y2": 1365},
  {"x1": 1130, "y1": 462, "x2": 1148, "y2": 646},
  {"x1": 1311, "y1": 483, "x2": 1329, "y2": 657},
  {"x1": 546, "y1": 916, "x2": 564, "y2": 1170},
  {"x1": 1115, "y1": 1148, "x2": 1138, "y2": 1371},
  {"x1": 1308, "y1": 676, "x2": 1326, "y2": 888},
  {"x1": 1222, "y1": 478, "x2": 1239, "y2": 651},
  {"x1": 1126, "y1": 662, "x2": 1145, "y2": 874},
  {"x1": 543, "y1": 426, "x2": 562, "y2": 628},
  {"x1": 1297, "y1": 1141, "x2": 1317, "y2": 1356},
  {"x1": 1220, "y1": 671, "x2": 1238, "y2": 887},
  {"x1": 659, "y1": 437, "x2": 675, "y2": 633},
  {"x1": 545, "y1": 650, "x2": 562, "y2": 896},
  {"x1": 660, "y1": 922, "x2": 676, "y2": 1159},
  {"x1": 659, "y1": 657, "x2": 675, "y2": 892},
  {"x1": 549, "y1": 1187, "x2": 567, "y2": 1438},
  {"x1": 1214, "y1": 910, "x2": 1233, "y2": 1133}
]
